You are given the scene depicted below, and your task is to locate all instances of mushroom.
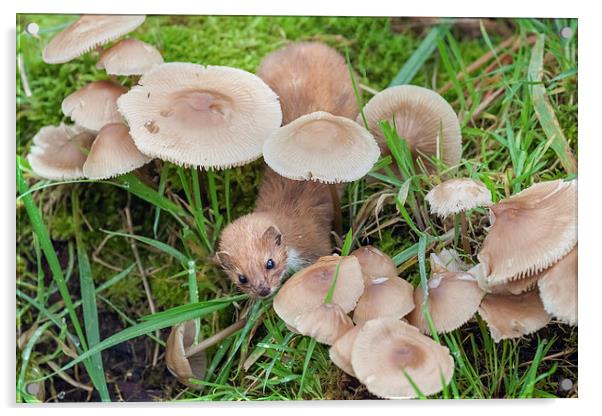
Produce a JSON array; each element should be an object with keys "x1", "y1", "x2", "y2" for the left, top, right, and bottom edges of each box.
[
  {"x1": 350, "y1": 245, "x2": 398, "y2": 284},
  {"x1": 62, "y1": 80, "x2": 127, "y2": 131},
  {"x1": 360, "y1": 85, "x2": 462, "y2": 170},
  {"x1": 97, "y1": 38, "x2": 163, "y2": 76},
  {"x1": 82, "y1": 123, "x2": 151, "y2": 179},
  {"x1": 43, "y1": 15, "x2": 146, "y2": 64},
  {"x1": 117, "y1": 62, "x2": 283, "y2": 169},
  {"x1": 478, "y1": 289, "x2": 551, "y2": 342},
  {"x1": 478, "y1": 179, "x2": 577, "y2": 287},
  {"x1": 165, "y1": 320, "x2": 208, "y2": 389},
  {"x1": 27, "y1": 124, "x2": 95, "y2": 180},
  {"x1": 293, "y1": 303, "x2": 354, "y2": 345},
  {"x1": 329, "y1": 324, "x2": 363, "y2": 377},
  {"x1": 351, "y1": 318, "x2": 454, "y2": 399},
  {"x1": 407, "y1": 271, "x2": 485, "y2": 334},
  {"x1": 538, "y1": 245, "x2": 577, "y2": 326},
  {"x1": 353, "y1": 276, "x2": 415, "y2": 324},
  {"x1": 429, "y1": 248, "x2": 469, "y2": 274}
]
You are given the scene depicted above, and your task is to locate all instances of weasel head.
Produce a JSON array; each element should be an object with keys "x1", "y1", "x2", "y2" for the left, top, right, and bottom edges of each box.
[{"x1": 217, "y1": 213, "x2": 289, "y2": 298}]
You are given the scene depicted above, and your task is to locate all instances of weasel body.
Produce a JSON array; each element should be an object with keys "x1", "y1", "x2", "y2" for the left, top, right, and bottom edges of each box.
[{"x1": 217, "y1": 42, "x2": 358, "y2": 298}]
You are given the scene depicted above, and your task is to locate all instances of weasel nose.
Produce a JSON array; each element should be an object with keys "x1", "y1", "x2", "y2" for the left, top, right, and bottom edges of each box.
[{"x1": 258, "y1": 286, "x2": 271, "y2": 297}]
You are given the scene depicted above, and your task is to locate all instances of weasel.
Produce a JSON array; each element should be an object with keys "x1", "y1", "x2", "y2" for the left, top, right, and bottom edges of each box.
[{"x1": 217, "y1": 42, "x2": 359, "y2": 298}]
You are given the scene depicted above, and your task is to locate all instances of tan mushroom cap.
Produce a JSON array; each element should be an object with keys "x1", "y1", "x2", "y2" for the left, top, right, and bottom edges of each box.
[
  {"x1": 165, "y1": 320, "x2": 207, "y2": 389},
  {"x1": 27, "y1": 124, "x2": 95, "y2": 180},
  {"x1": 408, "y1": 271, "x2": 485, "y2": 334},
  {"x1": 273, "y1": 255, "x2": 364, "y2": 328},
  {"x1": 82, "y1": 123, "x2": 151, "y2": 179},
  {"x1": 43, "y1": 15, "x2": 146, "y2": 64},
  {"x1": 478, "y1": 179, "x2": 577, "y2": 286},
  {"x1": 117, "y1": 63, "x2": 282, "y2": 169},
  {"x1": 426, "y1": 178, "x2": 492, "y2": 218},
  {"x1": 329, "y1": 324, "x2": 363, "y2": 377},
  {"x1": 350, "y1": 245, "x2": 398, "y2": 284},
  {"x1": 430, "y1": 248, "x2": 469, "y2": 274},
  {"x1": 538, "y1": 245, "x2": 577, "y2": 326},
  {"x1": 360, "y1": 85, "x2": 462, "y2": 168},
  {"x1": 62, "y1": 81, "x2": 127, "y2": 131},
  {"x1": 478, "y1": 290, "x2": 551, "y2": 342},
  {"x1": 353, "y1": 276, "x2": 415, "y2": 324},
  {"x1": 293, "y1": 303, "x2": 354, "y2": 345},
  {"x1": 263, "y1": 111, "x2": 380, "y2": 184},
  {"x1": 96, "y1": 38, "x2": 163, "y2": 75},
  {"x1": 351, "y1": 318, "x2": 454, "y2": 399},
  {"x1": 486, "y1": 273, "x2": 541, "y2": 295}
]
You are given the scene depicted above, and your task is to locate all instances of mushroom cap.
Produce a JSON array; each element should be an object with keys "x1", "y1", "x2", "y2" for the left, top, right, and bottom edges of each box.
[
  {"x1": 478, "y1": 179, "x2": 577, "y2": 286},
  {"x1": 350, "y1": 245, "x2": 398, "y2": 284},
  {"x1": 484, "y1": 272, "x2": 542, "y2": 295},
  {"x1": 43, "y1": 15, "x2": 146, "y2": 64},
  {"x1": 425, "y1": 178, "x2": 492, "y2": 218},
  {"x1": 329, "y1": 324, "x2": 363, "y2": 377},
  {"x1": 429, "y1": 248, "x2": 469, "y2": 274},
  {"x1": 407, "y1": 271, "x2": 485, "y2": 334},
  {"x1": 82, "y1": 123, "x2": 151, "y2": 179},
  {"x1": 117, "y1": 63, "x2": 282, "y2": 169},
  {"x1": 351, "y1": 318, "x2": 454, "y2": 399},
  {"x1": 353, "y1": 276, "x2": 415, "y2": 324},
  {"x1": 263, "y1": 111, "x2": 380, "y2": 184},
  {"x1": 478, "y1": 290, "x2": 551, "y2": 342},
  {"x1": 97, "y1": 38, "x2": 163, "y2": 75},
  {"x1": 27, "y1": 124, "x2": 95, "y2": 180},
  {"x1": 165, "y1": 320, "x2": 207, "y2": 389},
  {"x1": 273, "y1": 255, "x2": 364, "y2": 328},
  {"x1": 538, "y1": 245, "x2": 577, "y2": 325},
  {"x1": 293, "y1": 303, "x2": 354, "y2": 345},
  {"x1": 359, "y1": 85, "x2": 462, "y2": 168},
  {"x1": 62, "y1": 80, "x2": 127, "y2": 131}
]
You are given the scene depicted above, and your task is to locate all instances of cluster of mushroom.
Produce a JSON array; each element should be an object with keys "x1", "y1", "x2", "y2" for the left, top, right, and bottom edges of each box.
[{"x1": 273, "y1": 247, "x2": 455, "y2": 399}]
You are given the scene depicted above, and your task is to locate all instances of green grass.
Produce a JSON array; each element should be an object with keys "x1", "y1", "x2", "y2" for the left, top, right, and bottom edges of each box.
[{"x1": 16, "y1": 15, "x2": 577, "y2": 401}]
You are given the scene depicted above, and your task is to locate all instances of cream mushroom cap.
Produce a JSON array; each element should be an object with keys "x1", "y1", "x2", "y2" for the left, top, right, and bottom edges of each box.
[
  {"x1": 407, "y1": 271, "x2": 485, "y2": 334},
  {"x1": 360, "y1": 85, "x2": 462, "y2": 168},
  {"x1": 351, "y1": 318, "x2": 454, "y2": 399},
  {"x1": 353, "y1": 276, "x2": 415, "y2": 324},
  {"x1": 538, "y1": 245, "x2": 577, "y2": 326},
  {"x1": 165, "y1": 320, "x2": 207, "y2": 389},
  {"x1": 263, "y1": 111, "x2": 380, "y2": 184},
  {"x1": 478, "y1": 290, "x2": 551, "y2": 342},
  {"x1": 329, "y1": 324, "x2": 363, "y2": 377},
  {"x1": 426, "y1": 178, "x2": 492, "y2": 218},
  {"x1": 293, "y1": 303, "x2": 354, "y2": 345},
  {"x1": 478, "y1": 179, "x2": 577, "y2": 286},
  {"x1": 62, "y1": 80, "x2": 127, "y2": 131},
  {"x1": 97, "y1": 38, "x2": 163, "y2": 75},
  {"x1": 117, "y1": 63, "x2": 283, "y2": 169},
  {"x1": 82, "y1": 123, "x2": 151, "y2": 179},
  {"x1": 43, "y1": 15, "x2": 146, "y2": 64},
  {"x1": 27, "y1": 124, "x2": 95, "y2": 180},
  {"x1": 350, "y1": 245, "x2": 398, "y2": 284}
]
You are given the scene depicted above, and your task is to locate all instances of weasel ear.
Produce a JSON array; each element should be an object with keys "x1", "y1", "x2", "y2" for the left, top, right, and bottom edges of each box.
[
  {"x1": 216, "y1": 251, "x2": 234, "y2": 270},
  {"x1": 262, "y1": 226, "x2": 282, "y2": 246}
]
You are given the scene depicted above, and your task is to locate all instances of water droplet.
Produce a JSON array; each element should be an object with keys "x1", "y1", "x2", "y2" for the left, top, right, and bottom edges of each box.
[
  {"x1": 25, "y1": 22, "x2": 39, "y2": 36},
  {"x1": 560, "y1": 27, "x2": 573, "y2": 39},
  {"x1": 57, "y1": 391, "x2": 66, "y2": 400},
  {"x1": 160, "y1": 108, "x2": 174, "y2": 117},
  {"x1": 560, "y1": 378, "x2": 573, "y2": 391},
  {"x1": 144, "y1": 120, "x2": 159, "y2": 134}
]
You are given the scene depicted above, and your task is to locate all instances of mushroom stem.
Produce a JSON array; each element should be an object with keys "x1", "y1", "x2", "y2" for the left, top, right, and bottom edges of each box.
[
  {"x1": 184, "y1": 318, "x2": 247, "y2": 358},
  {"x1": 460, "y1": 211, "x2": 471, "y2": 254},
  {"x1": 329, "y1": 184, "x2": 344, "y2": 237}
]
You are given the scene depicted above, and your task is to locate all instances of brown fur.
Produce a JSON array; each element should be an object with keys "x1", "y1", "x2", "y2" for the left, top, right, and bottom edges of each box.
[{"x1": 217, "y1": 42, "x2": 358, "y2": 298}]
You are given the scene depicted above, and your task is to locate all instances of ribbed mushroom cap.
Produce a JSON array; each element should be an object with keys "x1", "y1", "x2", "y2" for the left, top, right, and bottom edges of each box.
[
  {"x1": 353, "y1": 276, "x2": 415, "y2": 324},
  {"x1": 62, "y1": 80, "x2": 127, "y2": 131},
  {"x1": 429, "y1": 248, "x2": 469, "y2": 274},
  {"x1": 407, "y1": 272, "x2": 485, "y2": 334},
  {"x1": 360, "y1": 85, "x2": 462, "y2": 168},
  {"x1": 27, "y1": 124, "x2": 95, "y2": 180},
  {"x1": 478, "y1": 290, "x2": 551, "y2": 342},
  {"x1": 82, "y1": 123, "x2": 151, "y2": 179},
  {"x1": 43, "y1": 15, "x2": 146, "y2": 64},
  {"x1": 351, "y1": 318, "x2": 454, "y2": 399},
  {"x1": 486, "y1": 273, "x2": 542, "y2": 295},
  {"x1": 263, "y1": 111, "x2": 380, "y2": 184},
  {"x1": 478, "y1": 179, "x2": 577, "y2": 286},
  {"x1": 538, "y1": 245, "x2": 577, "y2": 326},
  {"x1": 350, "y1": 245, "x2": 398, "y2": 284},
  {"x1": 273, "y1": 255, "x2": 364, "y2": 328},
  {"x1": 165, "y1": 320, "x2": 207, "y2": 389},
  {"x1": 97, "y1": 38, "x2": 163, "y2": 75},
  {"x1": 117, "y1": 63, "x2": 282, "y2": 169},
  {"x1": 426, "y1": 178, "x2": 492, "y2": 218},
  {"x1": 293, "y1": 303, "x2": 354, "y2": 345},
  {"x1": 329, "y1": 324, "x2": 363, "y2": 377}
]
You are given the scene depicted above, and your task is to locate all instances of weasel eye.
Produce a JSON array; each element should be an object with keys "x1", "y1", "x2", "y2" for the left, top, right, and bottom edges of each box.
[
  {"x1": 238, "y1": 274, "x2": 248, "y2": 284},
  {"x1": 266, "y1": 259, "x2": 275, "y2": 270}
]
